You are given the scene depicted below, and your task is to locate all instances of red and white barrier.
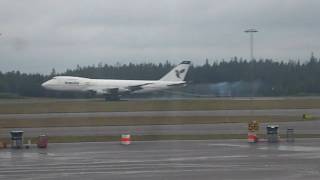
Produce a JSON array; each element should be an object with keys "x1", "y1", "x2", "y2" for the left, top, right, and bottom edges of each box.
[
  {"x1": 121, "y1": 134, "x2": 131, "y2": 145},
  {"x1": 248, "y1": 132, "x2": 258, "y2": 143}
]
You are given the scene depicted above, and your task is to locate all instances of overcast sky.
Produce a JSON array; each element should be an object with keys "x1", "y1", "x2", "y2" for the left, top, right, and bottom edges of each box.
[{"x1": 0, "y1": 0, "x2": 319, "y2": 74}]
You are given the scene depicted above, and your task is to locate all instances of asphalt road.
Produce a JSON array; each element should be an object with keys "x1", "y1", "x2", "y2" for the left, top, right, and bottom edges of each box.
[
  {"x1": 1, "y1": 119, "x2": 320, "y2": 137},
  {"x1": 0, "y1": 109, "x2": 319, "y2": 119},
  {"x1": 1, "y1": 139, "x2": 320, "y2": 180}
]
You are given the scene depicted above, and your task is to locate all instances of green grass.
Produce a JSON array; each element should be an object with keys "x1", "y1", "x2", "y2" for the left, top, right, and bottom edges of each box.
[
  {"x1": 0, "y1": 93, "x2": 23, "y2": 99},
  {"x1": 1, "y1": 98, "x2": 320, "y2": 114}
]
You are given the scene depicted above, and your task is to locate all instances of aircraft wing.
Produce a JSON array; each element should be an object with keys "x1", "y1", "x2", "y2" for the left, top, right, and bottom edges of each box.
[
  {"x1": 87, "y1": 83, "x2": 153, "y2": 95},
  {"x1": 87, "y1": 88, "x2": 119, "y2": 95},
  {"x1": 166, "y1": 82, "x2": 187, "y2": 87},
  {"x1": 126, "y1": 83, "x2": 153, "y2": 92}
]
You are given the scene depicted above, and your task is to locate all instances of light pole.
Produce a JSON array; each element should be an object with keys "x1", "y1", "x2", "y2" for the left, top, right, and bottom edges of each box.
[{"x1": 244, "y1": 29, "x2": 258, "y2": 60}]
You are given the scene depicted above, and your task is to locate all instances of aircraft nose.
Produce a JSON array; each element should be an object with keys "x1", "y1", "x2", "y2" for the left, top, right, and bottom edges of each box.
[{"x1": 41, "y1": 81, "x2": 49, "y2": 88}]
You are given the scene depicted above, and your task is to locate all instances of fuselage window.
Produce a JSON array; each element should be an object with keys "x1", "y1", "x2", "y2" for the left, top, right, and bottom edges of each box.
[{"x1": 65, "y1": 81, "x2": 80, "y2": 85}]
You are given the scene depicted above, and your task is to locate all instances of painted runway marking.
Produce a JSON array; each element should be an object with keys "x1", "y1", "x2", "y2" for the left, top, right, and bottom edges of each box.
[
  {"x1": 2, "y1": 140, "x2": 320, "y2": 179},
  {"x1": 207, "y1": 143, "x2": 250, "y2": 148},
  {"x1": 257, "y1": 145, "x2": 320, "y2": 152}
]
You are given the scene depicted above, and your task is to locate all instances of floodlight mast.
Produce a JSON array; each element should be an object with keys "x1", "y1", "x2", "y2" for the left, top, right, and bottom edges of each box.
[{"x1": 244, "y1": 29, "x2": 258, "y2": 60}]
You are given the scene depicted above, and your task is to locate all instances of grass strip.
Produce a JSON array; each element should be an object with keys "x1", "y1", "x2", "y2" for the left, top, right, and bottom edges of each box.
[{"x1": 1, "y1": 99, "x2": 320, "y2": 114}]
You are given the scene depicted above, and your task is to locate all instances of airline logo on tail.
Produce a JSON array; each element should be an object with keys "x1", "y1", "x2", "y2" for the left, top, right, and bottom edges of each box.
[
  {"x1": 159, "y1": 61, "x2": 190, "y2": 82},
  {"x1": 175, "y1": 69, "x2": 186, "y2": 79}
]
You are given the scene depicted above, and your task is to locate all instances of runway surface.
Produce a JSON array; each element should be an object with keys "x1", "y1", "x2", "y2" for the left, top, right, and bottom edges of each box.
[
  {"x1": 1, "y1": 119, "x2": 320, "y2": 137},
  {"x1": 1, "y1": 139, "x2": 320, "y2": 180},
  {"x1": 0, "y1": 109, "x2": 319, "y2": 119}
]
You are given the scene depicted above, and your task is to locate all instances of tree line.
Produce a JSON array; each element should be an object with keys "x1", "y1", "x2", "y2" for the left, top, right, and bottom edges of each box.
[{"x1": 0, "y1": 55, "x2": 319, "y2": 98}]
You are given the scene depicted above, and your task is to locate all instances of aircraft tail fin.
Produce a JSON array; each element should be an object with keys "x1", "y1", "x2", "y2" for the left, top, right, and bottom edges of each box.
[{"x1": 159, "y1": 61, "x2": 191, "y2": 82}]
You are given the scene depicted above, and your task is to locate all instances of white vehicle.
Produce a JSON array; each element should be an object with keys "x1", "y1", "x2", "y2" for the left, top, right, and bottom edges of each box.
[{"x1": 42, "y1": 61, "x2": 191, "y2": 100}]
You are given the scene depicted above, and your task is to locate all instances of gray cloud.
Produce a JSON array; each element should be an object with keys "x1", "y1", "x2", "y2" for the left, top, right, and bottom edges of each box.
[{"x1": 0, "y1": 0, "x2": 319, "y2": 73}]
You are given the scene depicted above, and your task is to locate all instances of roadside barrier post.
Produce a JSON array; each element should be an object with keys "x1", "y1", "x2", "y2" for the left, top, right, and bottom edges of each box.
[
  {"x1": 286, "y1": 128, "x2": 294, "y2": 142},
  {"x1": 25, "y1": 139, "x2": 31, "y2": 149},
  {"x1": 37, "y1": 135, "x2": 48, "y2": 148},
  {"x1": 267, "y1": 125, "x2": 279, "y2": 143},
  {"x1": 10, "y1": 131, "x2": 24, "y2": 149},
  {"x1": 248, "y1": 121, "x2": 259, "y2": 143}
]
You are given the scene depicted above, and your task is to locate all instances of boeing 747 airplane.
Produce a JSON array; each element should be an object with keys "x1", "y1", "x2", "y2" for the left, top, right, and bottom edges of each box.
[{"x1": 42, "y1": 61, "x2": 191, "y2": 100}]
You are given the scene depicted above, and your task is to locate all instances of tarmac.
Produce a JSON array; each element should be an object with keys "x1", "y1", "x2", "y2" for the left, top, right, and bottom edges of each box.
[
  {"x1": 1, "y1": 139, "x2": 320, "y2": 180},
  {"x1": 1, "y1": 119, "x2": 320, "y2": 137}
]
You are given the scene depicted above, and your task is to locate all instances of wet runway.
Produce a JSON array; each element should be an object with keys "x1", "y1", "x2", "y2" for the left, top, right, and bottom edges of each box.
[
  {"x1": 0, "y1": 109, "x2": 319, "y2": 119},
  {"x1": 2, "y1": 120, "x2": 320, "y2": 137},
  {"x1": 1, "y1": 139, "x2": 320, "y2": 180}
]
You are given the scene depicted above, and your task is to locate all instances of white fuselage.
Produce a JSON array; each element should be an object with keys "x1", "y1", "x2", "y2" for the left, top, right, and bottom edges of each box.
[
  {"x1": 41, "y1": 76, "x2": 185, "y2": 95},
  {"x1": 42, "y1": 61, "x2": 191, "y2": 99}
]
